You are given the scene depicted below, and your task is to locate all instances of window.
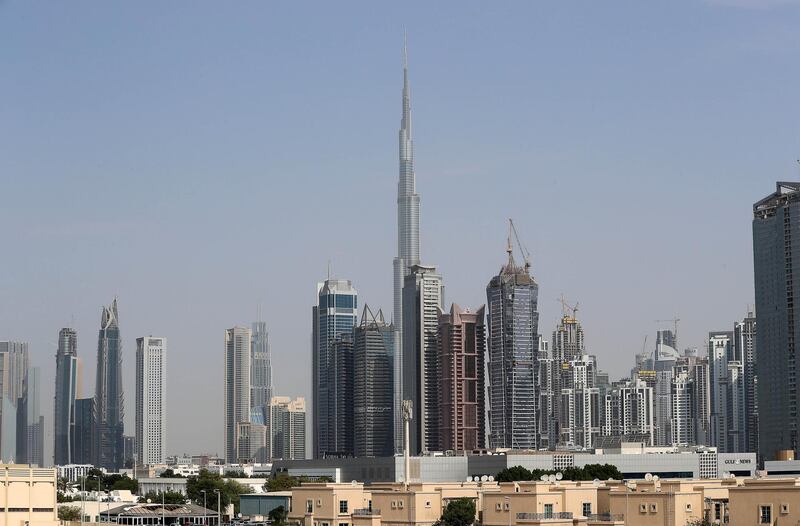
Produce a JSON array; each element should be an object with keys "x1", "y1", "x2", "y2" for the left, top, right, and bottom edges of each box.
[
  {"x1": 686, "y1": 503, "x2": 693, "y2": 513},
  {"x1": 398, "y1": 501, "x2": 405, "y2": 509},
  {"x1": 639, "y1": 504, "x2": 647, "y2": 513},
  {"x1": 650, "y1": 503, "x2": 658, "y2": 513},
  {"x1": 307, "y1": 500, "x2": 313, "y2": 513},
  {"x1": 339, "y1": 501, "x2": 348, "y2": 514},
  {"x1": 503, "y1": 502, "x2": 510, "y2": 511},
  {"x1": 426, "y1": 501, "x2": 431, "y2": 509},
  {"x1": 318, "y1": 500, "x2": 323, "y2": 506},
  {"x1": 391, "y1": 501, "x2": 397, "y2": 509},
  {"x1": 781, "y1": 503, "x2": 789, "y2": 514},
  {"x1": 760, "y1": 505, "x2": 772, "y2": 524},
  {"x1": 543, "y1": 504, "x2": 553, "y2": 519},
  {"x1": 715, "y1": 503, "x2": 721, "y2": 520},
  {"x1": 582, "y1": 503, "x2": 591, "y2": 516},
  {"x1": 495, "y1": 503, "x2": 501, "y2": 511}
]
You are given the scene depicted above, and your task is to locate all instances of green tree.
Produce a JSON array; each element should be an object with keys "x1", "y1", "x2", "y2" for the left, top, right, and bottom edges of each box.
[
  {"x1": 138, "y1": 490, "x2": 187, "y2": 504},
  {"x1": 440, "y1": 498, "x2": 476, "y2": 526},
  {"x1": 186, "y1": 469, "x2": 248, "y2": 515},
  {"x1": 495, "y1": 466, "x2": 533, "y2": 482},
  {"x1": 269, "y1": 505, "x2": 288, "y2": 526},
  {"x1": 265, "y1": 473, "x2": 300, "y2": 492},
  {"x1": 58, "y1": 505, "x2": 82, "y2": 521}
]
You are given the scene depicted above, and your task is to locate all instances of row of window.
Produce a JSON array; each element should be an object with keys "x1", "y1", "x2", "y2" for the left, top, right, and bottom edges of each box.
[
  {"x1": 760, "y1": 503, "x2": 791, "y2": 524},
  {"x1": 493, "y1": 502, "x2": 591, "y2": 516}
]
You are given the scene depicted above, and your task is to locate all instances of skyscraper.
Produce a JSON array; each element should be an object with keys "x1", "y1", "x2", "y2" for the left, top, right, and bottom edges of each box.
[
  {"x1": 25, "y1": 366, "x2": 44, "y2": 466},
  {"x1": 269, "y1": 396, "x2": 306, "y2": 460},
  {"x1": 330, "y1": 333, "x2": 354, "y2": 457},
  {"x1": 136, "y1": 336, "x2": 166, "y2": 466},
  {"x1": 73, "y1": 397, "x2": 95, "y2": 465},
  {"x1": 251, "y1": 321, "x2": 273, "y2": 410},
  {"x1": 486, "y1": 239, "x2": 540, "y2": 450},
  {"x1": 0, "y1": 341, "x2": 29, "y2": 462},
  {"x1": 753, "y1": 182, "x2": 800, "y2": 460},
  {"x1": 94, "y1": 299, "x2": 124, "y2": 470},
  {"x1": 312, "y1": 278, "x2": 357, "y2": 458},
  {"x1": 353, "y1": 305, "x2": 395, "y2": 457},
  {"x1": 54, "y1": 328, "x2": 78, "y2": 465},
  {"x1": 549, "y1": 311, "x2": 586, "y2": 447},
  {"x1": 437, "y1": 304, "x2": 485, "y2": 452},
  {"x1": 403, "y1": 264, "x2": 444, "y2": 453},
  {"x1": 708, "y1": 331, "x2": 733, "y2": 452},
  {"x1": 559, "y1": 355, "x2": 601, "y2": 449},
  {"x1": 735, "y1": 312, "x2": 758, "y2": 454},
  {"x1": 392, "y1": 37, "x2": 420, "y2": 455},
  {"x1": 224, "y1": 326, "x2": 251, "y2": 463},
  {"x1": 603, "y1": 379, "x2": 654, "y2": 444}
]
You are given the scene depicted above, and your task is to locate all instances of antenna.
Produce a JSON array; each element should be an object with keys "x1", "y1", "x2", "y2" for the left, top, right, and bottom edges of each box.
[{"x1": 327, "y1": 260, "x2": 332, "y2": 281}]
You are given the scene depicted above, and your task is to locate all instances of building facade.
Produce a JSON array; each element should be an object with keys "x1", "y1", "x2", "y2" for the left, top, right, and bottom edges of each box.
[
  {"x1": 136, "y1": 336, "x2": 166, "y2": 465},
  {"x1": 313, "y1": 278, "x2": 358, "y2": 458},
  {"x1": 224, "y1": 326, "x2": 251, "y2": 463},
  {"x1": 734, "y1": 312, "x2": 757, "y2": 454},
  {"x1": 402, "y1": 264, "x2": 445, "y2": 454},
  {"x1": 251, "y1": 321, "x2": 273, "y2": 410},
  {"x1": 753, "y1": 182, "x2": 800, "y2": 461},
  {"x1": 437, "y1": 304, "x2": 486, "y2": 452},
  {"x1": 73, "y1": 397, "x2": 95, "y2": 464},
  {"x1": 353, "y1": 306, "x2": 395, "y2": 457},
  {"x1": 54, "y1": 328, "x2": 78, "y2": 466},
  {"x1": 94, "y1": 299, "x2": 124, "y2": 470},
  {"x1": 486, "y1": 243, "x2": 539, "y2": 450}
]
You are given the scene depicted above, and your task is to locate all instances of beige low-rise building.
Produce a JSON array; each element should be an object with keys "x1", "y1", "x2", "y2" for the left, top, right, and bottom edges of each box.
[
  {"x1": 0, "y1": 463, "x2": 59, "y2": 526},
  {"x1": 727, "y1": 477, "x2": 800, "y2": 526},
  {"x1": 288, "y1": 482, "x2": 373, "y2": 526},
  {"x1": 482, "y1": 481, "x2": 600, "y2": 526}
]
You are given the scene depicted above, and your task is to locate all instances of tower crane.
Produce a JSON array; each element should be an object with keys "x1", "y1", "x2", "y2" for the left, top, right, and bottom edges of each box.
[
  {"x1": 655, "y1": 317, "x2": 680, "y2": 346},
  {"x1": 557, "y1": 294, "x2": 579, "y2": 320},
  {"x1": 509, "y1": 218, "x2": 531, "y2": 271}
]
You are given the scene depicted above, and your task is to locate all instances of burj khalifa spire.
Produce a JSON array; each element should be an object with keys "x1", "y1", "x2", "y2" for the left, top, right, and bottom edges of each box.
[{"x1": 393, "y1": 35, "x2": 420, "y2": 454}]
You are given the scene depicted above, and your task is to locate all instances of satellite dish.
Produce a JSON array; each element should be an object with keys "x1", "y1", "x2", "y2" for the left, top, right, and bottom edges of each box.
[
  {"x1": 488, "y1": 476, "x2": 494, "y2": 482},
  {"x1": 548, "y1": 474, "x2": 556, "y2": 483},
  {"x1": 593, "y1": 479, "x2": 600, "y2": 487},
  {"x1": 555, "y1": 472, "x2": 563, "y2": 481},
  {"x1": 645, "y1": 473, "x2": 653, "y2": 481},
  {"x1": 652, "y1": 475, "x2": 659, "y2": 482},
  {"x1": 540, "y1": 475, "x2": 548, "y2": 482},
  {"x1": 466, "y1": 476, "x2": 473, "y2": 482},
  {"x1": 481, "y1": 475, "x2": 489, "y2": 482}
]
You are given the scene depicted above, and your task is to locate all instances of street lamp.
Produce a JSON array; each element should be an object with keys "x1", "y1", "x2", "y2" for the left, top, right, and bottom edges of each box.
[
  {"x1": 201, "y1": 490, "x2": 208, "y2": 526},
  {"x1": 214, "y1": 489, "x2": 221, "y2": 526}
]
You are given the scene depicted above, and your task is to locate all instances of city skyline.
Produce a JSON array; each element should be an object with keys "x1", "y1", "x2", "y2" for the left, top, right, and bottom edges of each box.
[{"x1": 2, "y1": 1, "x2": 796, "y2": 458}]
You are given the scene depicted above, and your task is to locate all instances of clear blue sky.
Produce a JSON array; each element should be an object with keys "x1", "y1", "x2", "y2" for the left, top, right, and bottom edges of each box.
[{"x1": 2, "y1": 0, "x2": 798, "y2": 460}]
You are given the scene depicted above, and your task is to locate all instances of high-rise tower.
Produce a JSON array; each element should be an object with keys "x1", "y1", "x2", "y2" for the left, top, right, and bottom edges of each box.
[
  {"x1": 486, "y1": 234, "x2": 540, "y2": 450},
  {"x1": 224, "y1": 326, "x2": 251, "y2": 464},
  {"x1": 54, "y1": 328, "x2": 78, "y2": 465},
  {"x1": 251, "y1": 321, "x2": 273, "y2": 409},
  {"x1": 392, "y1": 36, "x2": 420, "y2": 454},
  {"x1": 94, "y1": 299, "x2": 124, "y2": 470},
  {"x1": 136, "y1": 336, "x2": 166, "y2": 465}
]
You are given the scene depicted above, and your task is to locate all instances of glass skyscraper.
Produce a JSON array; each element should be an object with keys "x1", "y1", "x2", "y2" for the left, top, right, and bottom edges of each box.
[
  {"x1": 486, "y1": 242, "x2": 540, "y2": 450},
  {"x1": 353, "y1": 305, "x2": 394, "y2": 457},
  {"x1": 54, "y1": 327, "x2": 78, "y2": 465},
  {"x1": 753, "y1": 182, "x2": 800, "y2": 461},
  {"x1": 251, "y1": 321, "x2": 273, "y2": 410},
  {"x1": 312, "y1": 278, "x2": 357, "y2": 458},
  {"x1": 94, "y1": 299, "x2": 124, "y2": 470}
]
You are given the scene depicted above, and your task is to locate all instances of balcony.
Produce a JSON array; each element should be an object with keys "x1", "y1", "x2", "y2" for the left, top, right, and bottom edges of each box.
[
  {"x1": 516, "y1": 512, "x2": 573, "y2": 520},
  {"x1": 585, "y1": 513, "x2": 625, "y2": 524},
  {"x1": 353, "y1": 509, "x2": 380, "y2": 516}
]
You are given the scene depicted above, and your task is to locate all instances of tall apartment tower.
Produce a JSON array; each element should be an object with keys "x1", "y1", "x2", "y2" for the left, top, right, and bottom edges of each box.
[
  {"x1": 54, "y1": 328, "x2": 78, "y2": 465},
  {"x1": 560, "y1": 355, "x2": 601, "y2": 449},
  {"x1": 94, "y1": 300, "x2": 124, "y2": 470},
  {"x1": 73, "y1": 398, "x2": 95, "y2": 464},
  {"x1": 224, "y1": 326, "x2": 252, "y2": 464},
  {"x1": 707, "y1": 331, "x2": 746, "y2": 452},
  {"x1": 392, "y1": 38, "x2": 421, "y2": 455},
  {"x1": 25, "y1": 367, "x2": 44, "y2": 466},
  {"x1": 603, "y1": 379, "x2": 655, "y2": 444},
  {"x1": 136, "y1": 336, "x2": 166, "y2": 465},
  {"x1": 353, "y1": 306, "x2": 395, "y2": 457},
  {"x1": 437, "y1": 304, "x2": 486, "y2": 452},
  {"x1": 312, "y1": 278, "x2": 357, "y2": 458},
  {"x1": 549, "y1": 312, "x2": 586, "y2": 447},
  {"x1": 734, "y1": 312, "x2": 758, "y2": 453},
  {"x1": 753, "y1": 182, "x2": 800, "y2": 460},
  {"x1": 403, "y1": 264, "x2": 445, "y2": 453},
  {"x1": 486, "y1": 240, "x2": 540, "y2": 450},
  {"x1": 269, "y1": 396, "x2": 306, "y2": 460},
  {"x1": 330, "y1": 333, "x2": 354, "y2": 457},
  {"x1": 251, "y1": 321, "x2": 273, "y2": 410},
  {"x1": 0, "y1": 341, "x2": 29, "y2": 463}
]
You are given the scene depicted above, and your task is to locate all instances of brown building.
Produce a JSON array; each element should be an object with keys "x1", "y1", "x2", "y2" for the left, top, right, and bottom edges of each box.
[
  {"x1": 0, "y1": 463, "x2": 59, "y2": 526},
  {"x1": 727, "y1": 477, "x2": 800, "y2": 525},
  {"x1": 437, "y1": 304, "x2": 486, "y2": 452}
]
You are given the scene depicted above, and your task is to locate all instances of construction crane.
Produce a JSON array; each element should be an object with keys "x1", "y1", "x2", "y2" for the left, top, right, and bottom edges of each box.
[
  {"x1": 557, "y1": 294, "x2": 579, "y2": 320},
  {"x1": 509, "y1": 218, "x2": 531, "y2": 271}
]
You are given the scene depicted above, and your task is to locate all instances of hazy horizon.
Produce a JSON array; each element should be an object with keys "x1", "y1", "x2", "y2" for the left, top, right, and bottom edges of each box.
[{"x1": 2, "y1": 0, "x2": 799, "y2": 462}]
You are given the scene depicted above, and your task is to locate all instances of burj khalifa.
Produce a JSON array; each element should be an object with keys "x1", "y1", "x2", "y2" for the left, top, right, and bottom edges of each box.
[{"x1": 393, "y1": 37, "x2": 420, "y2": 453}]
